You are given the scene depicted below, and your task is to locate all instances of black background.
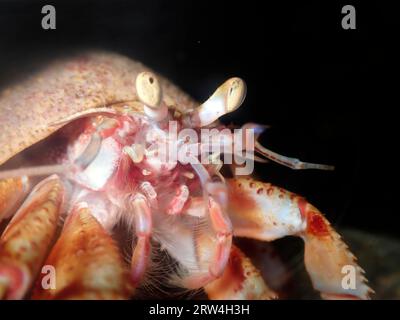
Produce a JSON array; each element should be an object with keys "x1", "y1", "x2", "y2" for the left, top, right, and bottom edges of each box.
[{"x1": 0, "y1": 0, "x2": 398, "y2": 238}]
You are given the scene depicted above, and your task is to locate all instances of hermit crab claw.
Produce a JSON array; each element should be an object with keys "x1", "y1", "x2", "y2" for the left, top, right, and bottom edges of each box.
[
  {"x1": 183, "y1": 77, "x2": 247, "y2": 127},
  {"x1": 136, "y1": 71, "x2": 167, "y2": 121}
]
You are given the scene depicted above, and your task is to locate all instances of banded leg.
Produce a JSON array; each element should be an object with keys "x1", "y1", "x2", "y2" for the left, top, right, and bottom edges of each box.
[
  {"x1": 227, "y1": 177, "x2": 373, "y2": 300},
  {"x1": 32, "y1": 203, "x2": 132, "y2": 299},
  {"x1": 0, "y1": 175, "x2": 63, "y2": 299}
]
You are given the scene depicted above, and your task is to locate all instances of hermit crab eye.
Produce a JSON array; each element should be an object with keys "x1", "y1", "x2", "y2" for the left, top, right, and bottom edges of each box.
[
  {"x1": 136, "y1": 71, "x2": 162, "y2": 108},
  {"x1": 225, "y1": 77, "x2": 247, "y2": 112},
  {"x1": 182, "y1": 77, "x2": 247, "y2": 128}
]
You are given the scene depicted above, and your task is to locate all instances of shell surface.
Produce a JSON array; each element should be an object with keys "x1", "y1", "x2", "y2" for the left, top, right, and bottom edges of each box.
[{"x1": 0, "y1": 52, "x2": 197, "y2": 166}]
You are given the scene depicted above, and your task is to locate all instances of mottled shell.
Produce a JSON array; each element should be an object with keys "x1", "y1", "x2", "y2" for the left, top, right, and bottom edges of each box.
[{"x1": 0, "y1": 52, "x2": 197, "y2": 166}]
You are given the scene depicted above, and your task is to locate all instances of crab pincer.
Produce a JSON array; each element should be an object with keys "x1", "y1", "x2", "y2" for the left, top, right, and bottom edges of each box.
[{"x1": 226, "y1": 177, "x2": 373, "y2": 299}]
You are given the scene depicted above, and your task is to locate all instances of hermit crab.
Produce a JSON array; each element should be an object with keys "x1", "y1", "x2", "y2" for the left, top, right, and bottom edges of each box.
[{"x1": 0, "y1": 52, "x2": 372, "y2": 300}]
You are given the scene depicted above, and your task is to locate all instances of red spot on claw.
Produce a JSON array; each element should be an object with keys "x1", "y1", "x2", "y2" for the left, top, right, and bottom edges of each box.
[
  {"x1": 298, "y1": 198, "x2": 330, "y2": 237},
  {"x1": 308, "y1": 213, "x2": 329, "y2": 236}
]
